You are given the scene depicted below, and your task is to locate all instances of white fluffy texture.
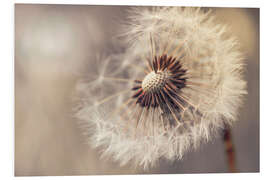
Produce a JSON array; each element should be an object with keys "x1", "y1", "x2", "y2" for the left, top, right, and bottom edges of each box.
[{"x1": 75, "y1": 7, "x2": 247, "y2": 169}]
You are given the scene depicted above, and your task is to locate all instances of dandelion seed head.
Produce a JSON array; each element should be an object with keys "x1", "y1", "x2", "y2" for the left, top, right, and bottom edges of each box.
[
  {"x1": 75, "y1": 7, "x2": 247, "y2": 169},
  {"x1": 142, "y1": 71, "x2": 169, "y2": 92}
]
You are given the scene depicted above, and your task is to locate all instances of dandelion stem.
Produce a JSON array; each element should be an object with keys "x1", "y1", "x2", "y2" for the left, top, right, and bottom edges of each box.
[{"x1": 223, "y1": 126, "x2": 237, "y2": 173}]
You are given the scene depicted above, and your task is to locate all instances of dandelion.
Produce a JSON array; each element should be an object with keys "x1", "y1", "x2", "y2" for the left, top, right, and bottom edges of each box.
[{"x1": 74, "y1": 7, "x2": 247, "y2": 169}]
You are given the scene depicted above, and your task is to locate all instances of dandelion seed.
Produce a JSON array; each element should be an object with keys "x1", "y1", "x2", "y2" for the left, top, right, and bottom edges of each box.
[
  {"x1": 75, "y1": 7, "x2": 247, "y2": 169},
  {"x1": 131, "y1": 54, "x2": 188, "y2": 129}
]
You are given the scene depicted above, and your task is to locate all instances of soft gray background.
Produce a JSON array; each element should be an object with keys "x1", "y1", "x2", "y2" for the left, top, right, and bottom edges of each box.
[{"x1": 15, "y1": 4, "x2": 259, "y2": 176}]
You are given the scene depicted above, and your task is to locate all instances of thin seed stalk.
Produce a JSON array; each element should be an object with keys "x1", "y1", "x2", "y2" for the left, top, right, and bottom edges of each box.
[{"x1": 223, "y1": 126, "x2": 237, "y2": 173}]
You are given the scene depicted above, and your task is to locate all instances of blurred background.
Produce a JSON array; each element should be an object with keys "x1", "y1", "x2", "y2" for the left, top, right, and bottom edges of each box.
[{"x1": 15, "y1": 4, "x2": 259, "y2": 176}]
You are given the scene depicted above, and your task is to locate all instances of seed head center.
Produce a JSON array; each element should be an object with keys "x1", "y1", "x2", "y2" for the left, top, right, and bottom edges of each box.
[{"x1": 142, "y1": 71, "x2": 170, "y2": 92}]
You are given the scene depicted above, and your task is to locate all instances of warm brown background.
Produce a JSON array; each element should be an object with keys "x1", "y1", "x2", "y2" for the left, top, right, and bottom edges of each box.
[{"x1": 15, "y1": 4, "x2": 259, "y2": 176}]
